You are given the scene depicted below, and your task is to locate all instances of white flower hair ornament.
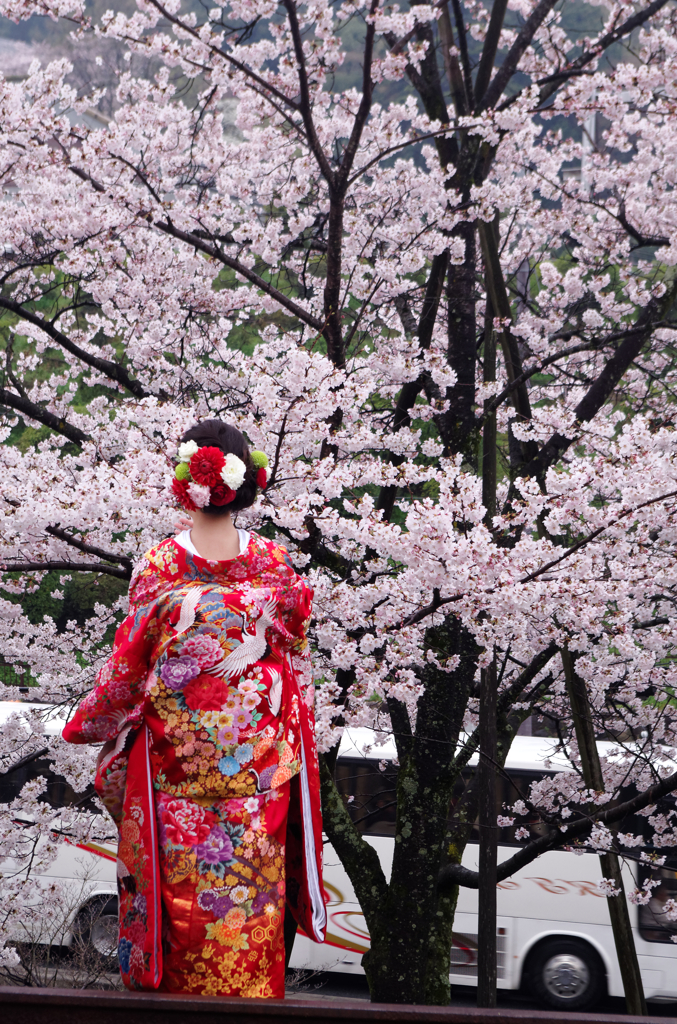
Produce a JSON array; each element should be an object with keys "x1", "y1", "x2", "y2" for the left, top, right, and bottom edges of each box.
[
  {"x1": 177, "y1": 440, "x2": 199, "y2": 462},
  {"x1": 221, "y1": 453, "x2": 247, "y2": 489},
  {"x1": 171, "y1": 444, "x2": 269, "y2": 512}
]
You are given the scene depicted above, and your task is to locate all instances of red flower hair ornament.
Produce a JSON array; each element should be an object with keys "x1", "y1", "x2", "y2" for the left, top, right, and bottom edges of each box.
[
  {"x1": 171, "y1": 439, "x2": 269, "y2": 512},
  {"x1": 189, "y1": 446, "x2": 225, "y2": 488}
]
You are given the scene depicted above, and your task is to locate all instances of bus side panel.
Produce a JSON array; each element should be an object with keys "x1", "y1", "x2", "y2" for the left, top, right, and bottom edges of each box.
[
  {"x1": 299, "y1": 837, "x2": 677, "y2": 1001},
  {"x1": 36, "y1": 839, "x2": 117, "y2": 884},
  {"x1": 456, "y1": 845, "x2": 623, "y2": 994},
  {"x1": 0, "y1": 834, "x2": 118, "y2": 947},
  {"x1": 457, "y1": 845, "x2": 677, "y2": 999},
  {"x1": 288, "y1": 836, "x2": 393, "y2": 974}
]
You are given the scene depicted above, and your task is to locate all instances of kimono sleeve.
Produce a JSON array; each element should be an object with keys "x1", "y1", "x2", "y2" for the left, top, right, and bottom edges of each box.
[
  {"x1": 62, "y1": 558, "x2": 167, "y2": 745},
  {"x1": 272, "y1": 542, "x2": 313, "y2": 656},
  {"x1": 282, "y1": 575, "x2": 313, "y2": 656},
  {"x1": 284, "y1": 575, "x2": 315, "y2": 708}
]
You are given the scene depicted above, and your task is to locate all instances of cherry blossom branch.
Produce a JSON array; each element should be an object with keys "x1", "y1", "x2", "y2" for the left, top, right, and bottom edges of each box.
[
  {"x1": 0, "y1": 560, "x2": 130, "y2": 580},
  {"x1": 337, "y1": 0, "x2": 381, "y2": 184},
  {"x1": 0, "y1": 746, "x2": 48, "y2": 775},
  {"x1": 148, "y1": 220, "x2": 325, "y2": 334},
  {"x1": 536, "y1": 0, "x2": 673, "y2": 107},
  {"x1": 401, "y1": 589, "x2": 463, "y2": 627},
  {"x1": 383, "y1": 8, "x2": 457, "y2": 170},
  {"x1": 473, "y1": 0, "x2": 509, "y2": 106},
  {"x1": 450, "y1": 0, "x2": 473, "y2": 104},
  {"x1": 400, "y1": 488, "x2": 677, "y2": 629},
  {"x1": 44, "y1": 526, "x2": 133, "y2": 570},
  {"x1": 69, "y1": 163, "x2": 324, "y2": 335},
  {"x1": 323, "y1": 0, "x2": 378, "y2": 367},
  {"x1": 452, "y1": 642, "x2": 559, "y2": 772},
  {"x1": 345, "y1": 124, "x2": 475, "y2": 188},
  {"x1": 478, "y1": 221, "x2": 533, "y2": 434},
  {"x1": 388, "y1": 0, "x2": 449, "y2": 58},
  {"x1": 281, "y1": 0, "x2": 336, "y2": 186},
  {"x1": 0, "y1": 297, "x2": 149, "y2": 399},
  {"x1": 633, "y1": 617, "x2": 670, "y2": 629},
  {"x1": 293, "y1": 517, "x2": 353, "y2": 575},
  {"x1": 519, "y1": 281, "x2": 677, "y2": 481},
  {"x1": 266, "y1": 403, "x2": 299, "y2": 490},
  {"x1": 531, "y1": 166, "x2": 673, "y2": 250},
  {"x1": 497, "y1": 0, "x2": 673, "y2": 114},
  {"x1": 615, "y1": 200, "x2": 669, "y2": 249},
  {"x1": 478, "y1": 335, "x2": 642, "y2": 425},
  {"x1": 441, "y1": 764, "x2": 677, "y2": 888},
  {"x1": 438, "y1": 1, "x2": 469, "y2": 116},
  {"x1": 519, "y1": 488, "x2": 677, "y2": 585},
  {"x1": 376, "y1": 249, "x2": 450, "y2": 522},
  {"x1": 479, "y1": 0, "x2": 560, "y2": 112},
  {"x1": 141, "y1": 0, "x2": 301, "y2": 115},
  {"x1": 575, "y1": 302, "x2": 674, "y2": 419},
  {"x1": 0, "y1": 388, "x2": 90, "y2": 446}
]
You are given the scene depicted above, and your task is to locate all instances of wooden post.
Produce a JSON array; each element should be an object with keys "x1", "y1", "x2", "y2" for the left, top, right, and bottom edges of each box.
[
  {"x1": 482, "y1": 299, "x2": 496, "y2": 533},
  {"x1": 477, "y1": 654, "x2": 498, "y2": 1008},
  {"x1": 561, "y1": 648, "x2": 647, "y2": 1016},
  {"x1": 477, "y1": 293, "x2": 498, "y2": 1009}
]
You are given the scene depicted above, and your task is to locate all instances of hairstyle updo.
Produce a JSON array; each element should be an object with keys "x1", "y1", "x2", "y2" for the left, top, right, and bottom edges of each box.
[{"x1": 179, "y1": 419, "x2": 258, "y2": 515}]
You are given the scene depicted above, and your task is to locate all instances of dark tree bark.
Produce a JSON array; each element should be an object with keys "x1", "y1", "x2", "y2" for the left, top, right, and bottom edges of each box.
[
  {"x1": 360, "y1": 617, "x2": 479, "y2": 1004},
  {"x1": 441, "y1": 222, "x2": 478, "y2": 461}
]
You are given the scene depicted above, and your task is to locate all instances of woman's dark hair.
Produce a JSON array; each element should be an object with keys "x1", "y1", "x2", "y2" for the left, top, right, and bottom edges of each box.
[{"x1": 180, "y1": 419, "x2": 258, "y2": 515}]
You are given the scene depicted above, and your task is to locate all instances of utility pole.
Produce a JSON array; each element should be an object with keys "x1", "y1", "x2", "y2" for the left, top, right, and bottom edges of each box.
[
  {"x1": 561, "y1": 649, "x2": 647, "y2": 1016},
  {"x1": 477, "y1": 655, "x2": 498, "y2": 1007},
  {"x1": 478, "y1": 304, "x2": 498, "y2": 1008}
]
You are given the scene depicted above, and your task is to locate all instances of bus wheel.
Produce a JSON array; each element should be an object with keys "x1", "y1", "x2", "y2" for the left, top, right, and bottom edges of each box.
[
  {"x1": 527, "y1": 938, "x2": 605, "y2": 1011},
  {"x1": 72, "y1": 896, "x2": 119, "y2": 966}
]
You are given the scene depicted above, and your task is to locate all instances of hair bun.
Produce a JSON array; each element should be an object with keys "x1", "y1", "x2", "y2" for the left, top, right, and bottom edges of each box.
[{"x1": 177, "y1": 420, "x2": 258, "y2": 516}]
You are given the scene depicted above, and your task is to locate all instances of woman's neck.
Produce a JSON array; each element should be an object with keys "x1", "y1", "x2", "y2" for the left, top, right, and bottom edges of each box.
[{"x1": 187, "y1": 510, "x2": 241, "y2": 561}]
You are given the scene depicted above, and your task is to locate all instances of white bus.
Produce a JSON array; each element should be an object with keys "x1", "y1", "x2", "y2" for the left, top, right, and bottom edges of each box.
[
  {"x1": 291, "y1": 728, "x2": 677, "y2": 1010},
  {"x1": 2, "y1": 704, "x2": 677, "y2": 1009},
  {"x1": 0, "y1": 702, "x2": 120, "y2": 962}
]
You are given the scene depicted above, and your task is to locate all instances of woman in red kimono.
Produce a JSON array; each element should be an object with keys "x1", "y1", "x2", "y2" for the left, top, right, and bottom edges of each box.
[{"x1": 63, "y1": 420, "x2": 326, "y2": 998}]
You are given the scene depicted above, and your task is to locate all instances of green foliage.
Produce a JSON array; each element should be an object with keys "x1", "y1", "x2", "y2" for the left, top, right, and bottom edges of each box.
[{"x1": 2, "y1": 569, "x2": 127, "y2": 633}]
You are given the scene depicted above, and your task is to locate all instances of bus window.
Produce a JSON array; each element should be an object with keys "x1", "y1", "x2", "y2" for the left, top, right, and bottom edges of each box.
[
  {"x1": 450, "y1": 769, "x2": 553, "y2": 846},
  {"x1": 0, "y1": 759, "x2": 96, "y2": 812},
  {"x1": 638, "y1": 865, "x2": 677, "y2": 943},
  {"x1": 333, "y1": 760, "x2": 557, "y2": 842},
  {"x1": 334, "y1": 758, "x2": 397, "y2": 836}
]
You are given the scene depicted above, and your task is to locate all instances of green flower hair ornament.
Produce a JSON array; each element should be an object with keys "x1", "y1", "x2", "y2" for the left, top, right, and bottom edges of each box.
[{"x1": 250, "y1": 450, "x2": 269, "y2": 469}]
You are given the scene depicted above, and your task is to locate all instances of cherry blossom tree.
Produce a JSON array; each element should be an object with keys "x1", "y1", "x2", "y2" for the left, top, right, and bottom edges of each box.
[{"x1": 1, "y1": 0, "x2": 677, "y2": 1007}]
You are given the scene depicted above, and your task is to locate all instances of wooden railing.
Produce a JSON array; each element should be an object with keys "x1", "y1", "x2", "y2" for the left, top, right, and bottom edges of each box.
[{"x1": 0, "y1": 988, "x2": 668, "y2": 1024}]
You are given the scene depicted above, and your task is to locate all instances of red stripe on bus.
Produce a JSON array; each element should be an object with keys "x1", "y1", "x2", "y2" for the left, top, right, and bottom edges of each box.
[{"x1": 63, "y1": 836, "x2": 117, "y2": 863}]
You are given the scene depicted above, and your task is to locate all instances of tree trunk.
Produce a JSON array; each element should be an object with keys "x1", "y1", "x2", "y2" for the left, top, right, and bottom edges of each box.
[
  {"x1": 362, "y1": 619, "x2": 479, "y2": 1004},
  {"x1": 561, "y1": 649, "x2": 647, "y2": 1016},
  {"x1": 442, "y1": 222, "x2": 477, "y2": 462},
  {"x1": 425, "y1": 879, "x2": 460, "y2": 1002}
]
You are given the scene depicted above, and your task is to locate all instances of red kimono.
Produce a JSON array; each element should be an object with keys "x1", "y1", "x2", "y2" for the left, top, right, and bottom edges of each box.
[{"x1": 63, "y1": 534, "x2": 326, "y2": 997}]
